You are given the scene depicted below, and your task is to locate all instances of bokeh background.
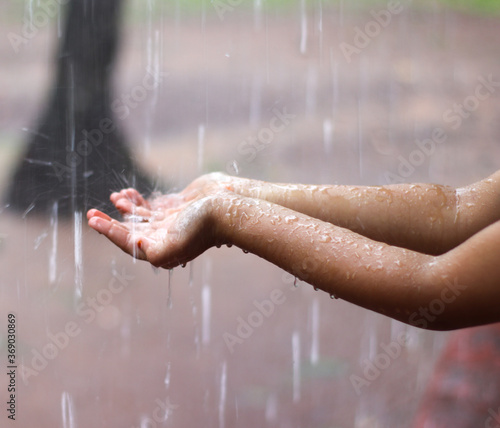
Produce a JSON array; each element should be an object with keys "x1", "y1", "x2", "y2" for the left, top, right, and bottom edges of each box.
[{"x1": 1, "y1": 0, "x2": 500, "y2": 426}]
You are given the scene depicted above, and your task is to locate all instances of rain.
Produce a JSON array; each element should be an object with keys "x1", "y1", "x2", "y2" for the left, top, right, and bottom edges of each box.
[{"x1": 1, "y1": 0, "x2": 500, "y2": 427}]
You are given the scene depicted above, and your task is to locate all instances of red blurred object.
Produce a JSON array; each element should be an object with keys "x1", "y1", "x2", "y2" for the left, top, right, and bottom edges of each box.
[{"x1": 413, "y1": 324, "x2": 500, "y2": 428}]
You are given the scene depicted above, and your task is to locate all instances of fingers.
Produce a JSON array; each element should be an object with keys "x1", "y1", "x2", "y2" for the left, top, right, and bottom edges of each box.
[
  {"x1": 87, "y1": 216, "x2": 149, "y2": 261},
  {"x1": 110, "y1": 188, "x2": 152, "y2": 216},
  {"x1": 116, "y1": 199, "x2": 152, "y2": 218},
  {"x1": 87, "y1": 209, "x2": 111, "y2": 221},
  {"x1": 111, "y1": 188, "x2": 149, "y2": 206}
]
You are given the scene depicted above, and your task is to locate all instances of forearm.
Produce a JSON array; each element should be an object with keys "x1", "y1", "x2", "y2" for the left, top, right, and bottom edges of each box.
[
  {"x1": 212, "y1": 193, "x2": 448, "y2": 328},
  {"x1": 230, "y1": 177, "x2": 463, "y2": 254}
]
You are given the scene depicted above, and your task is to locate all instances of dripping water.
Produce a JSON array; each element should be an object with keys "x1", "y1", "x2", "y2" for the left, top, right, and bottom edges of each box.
[{"x1": 167, "y1": 269, "x2": 173, "y2": 309}]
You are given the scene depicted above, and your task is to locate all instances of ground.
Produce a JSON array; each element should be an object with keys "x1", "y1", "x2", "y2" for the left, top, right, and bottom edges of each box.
[{"x1": 0, "y1": 3, "x2": 500, "y2": 427}]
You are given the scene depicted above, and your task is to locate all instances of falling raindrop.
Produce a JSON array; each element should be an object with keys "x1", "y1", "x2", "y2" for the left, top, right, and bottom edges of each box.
[
  {"x1": 265, "y1": 393, "x2": 278, "y2": 422},
  {"x1": 74, "y1": 211, "x2": 83, "y2": 300},
  {"x1": 218, "y1": 361, "x2": 227, "y2": 428},
  {"x1": 310, "y1": 298, "x2": 319, "y2": 365},
  {"x1": 253, "y1": 0, "x2": 262, "y2": 30},
  {"x1": 164, "y1": 361, "x2": 172, "y2": 388},
  {"x1": 299, "y1": 0, "x2": 307, "y2": 54},
  {"x1": 198, "y1": 124, "x2": 205, "y2": 172},
  {"x1": 61, "y1": 392, "x2": 75, "y2": 428},
  {"x1": 202, "y1": 283, "x2": 211, "y2": 345},
  {"x1": 226, "y1": 159, "x2": 240, "y2": 176},
  {"x1": 305, "y1": 65, "x2": 317, "y2": 115},
  {"x1": 167, "y1": 269, "x2": 173, "y2": 309},
  {"x1": 34, "y1": 229, "x2": 48, "y2": 250},
  {"x1": 49, "y1": 201, "x2": 58, "y2": 284},
  {"x1": 292, "y1": 331, "x2": 301, "y2": 403},
  {"x1": 323, "y1": 118, "x2": 334, "y2": 155}
]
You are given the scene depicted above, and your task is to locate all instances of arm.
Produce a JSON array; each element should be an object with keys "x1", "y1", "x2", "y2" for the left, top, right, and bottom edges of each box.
[
  {"x1": 212, "y1": 193, "x2": 500, "y2": 330},
  {"x1": 87, "y1": 181, "x2": 500, "y2": 331},
  {"x1": 201, "y1": 171, "x2": 500, "y2": 255}
]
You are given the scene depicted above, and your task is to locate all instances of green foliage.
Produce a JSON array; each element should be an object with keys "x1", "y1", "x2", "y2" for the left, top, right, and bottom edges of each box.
[
  {"x1": 128, "y1": 0, "x2": 500, "y2": 18},
  {"x1": 438, "y1": 0, "x2": 500, "y2": 15}
]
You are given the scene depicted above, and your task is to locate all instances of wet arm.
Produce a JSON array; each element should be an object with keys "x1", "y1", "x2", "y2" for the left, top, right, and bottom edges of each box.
[
  {"x1": 228, "y1": 171, "x2": 500, "y2": 255},
  {"x1": 213, "y1": 193, "x2": 500, "y2": 330}
]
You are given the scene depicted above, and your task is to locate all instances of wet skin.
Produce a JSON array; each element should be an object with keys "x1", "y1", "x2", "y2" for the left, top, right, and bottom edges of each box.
[{"x1": 88, "y1": 171, "x2": 500, "y2": 330}]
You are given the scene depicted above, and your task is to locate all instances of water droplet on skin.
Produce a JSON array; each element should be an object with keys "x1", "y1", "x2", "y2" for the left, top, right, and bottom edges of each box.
[
  {"x1": 374, "y1": 187, "x2": 394, "y2": 203},
  {"x1": 293, "y1": 277, "x2": 299, "y2": 287},
  {"x1": 242, "y1": 249, "x2": 249, "y2": 254},
  {"x1": 330, "y1": 294, "x2": 339, "y2": 300},
  {"x1": 181, "y1": 263, "x2": 187, "y2": 268},
  {"x1": 318, "y1": 234, "x2": 331, "y2": 243}
]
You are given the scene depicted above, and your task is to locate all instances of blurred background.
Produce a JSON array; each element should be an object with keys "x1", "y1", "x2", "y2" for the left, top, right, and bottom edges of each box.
[{"x1": 0, "y1": 0, "x2": 499, "y2": 426}]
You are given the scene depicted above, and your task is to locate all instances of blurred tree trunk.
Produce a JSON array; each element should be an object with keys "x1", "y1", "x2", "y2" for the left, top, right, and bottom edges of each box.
[{"x1": 7, "y1": 0, "x2": 154, "y2": 218}]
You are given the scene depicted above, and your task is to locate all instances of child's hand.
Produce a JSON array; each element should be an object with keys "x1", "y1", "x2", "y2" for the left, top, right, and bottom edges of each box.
[{"x1": 87, "y1": 187, "x2": 219, "y2": 269}]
